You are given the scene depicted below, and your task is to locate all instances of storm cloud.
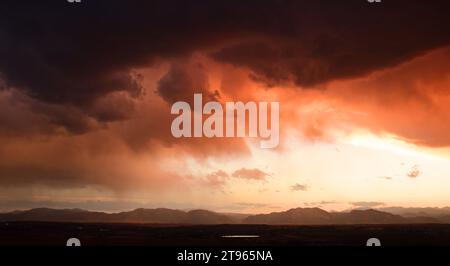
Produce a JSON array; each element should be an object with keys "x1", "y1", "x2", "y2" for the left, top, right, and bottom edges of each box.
[
  {"x1": 1, "y1": 0, "x2": 449, "y2": 130},
  {"x1": 1, "y1": 0, "x2": 450, "y2": 208}
]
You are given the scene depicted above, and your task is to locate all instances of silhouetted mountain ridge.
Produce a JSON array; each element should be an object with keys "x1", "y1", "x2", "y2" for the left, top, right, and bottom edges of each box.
[
  {"x1": 0, "y1": 207, "x2": 444, "y2": 225},
  {"x1": 244, "y1": 207, "x2": 333, "y2": 225},
  {"x1": 244, "y1": 208, "x2": 440, "y2": 225},
  {"x1": 379, "y1": 207, "x2": 450, "y2": 218},
  {"x1": 0, "y1": 208, "x2": 232, "y2": 224}
]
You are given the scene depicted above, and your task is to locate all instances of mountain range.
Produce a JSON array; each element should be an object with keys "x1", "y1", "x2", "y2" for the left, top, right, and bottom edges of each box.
[
  {"x1": 0, "y1": 208, "x2": 233, "y2": 224},
  {"x1": 243, "y1": 208, "x2": 438, "y2": 225},
  {"x1": 0, "y1": 207, "x2": 448, "y2": 225}
]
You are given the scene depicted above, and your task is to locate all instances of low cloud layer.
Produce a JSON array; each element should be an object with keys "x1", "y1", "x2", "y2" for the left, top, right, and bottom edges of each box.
[{"x1": 351, "y1": 202, "x2": 385, "y2": 209}]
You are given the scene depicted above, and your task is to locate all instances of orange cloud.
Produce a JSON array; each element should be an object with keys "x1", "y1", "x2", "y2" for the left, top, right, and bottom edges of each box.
[{"x1": 231, "y1": 168, "x2": 270, "y2": 181}]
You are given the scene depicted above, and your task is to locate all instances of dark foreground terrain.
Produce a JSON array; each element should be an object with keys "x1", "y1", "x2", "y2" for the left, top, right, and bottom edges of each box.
[{"x1": 1, "y1": 222, "x2": 450, "y2": 246}]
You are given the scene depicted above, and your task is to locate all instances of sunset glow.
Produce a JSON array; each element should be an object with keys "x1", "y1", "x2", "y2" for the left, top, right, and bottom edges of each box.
[{"x1": 0, "y1": 0, "x2": 450, "y2": 217}]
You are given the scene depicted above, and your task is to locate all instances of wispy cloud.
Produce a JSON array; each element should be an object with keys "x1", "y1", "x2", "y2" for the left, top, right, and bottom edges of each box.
[
  {"x1": 351, "y1": 201, "x2": 385, "y2": 208},
  {"x1": 231, "y1": 168, "x2": 270, "y2": 181},
  {"x1": 377, "y1": 176, "x2": 393, "y2": 180},
  {"x1": 290, "y1": 183, "x2": 308, "y2": 192},
  {"x1": 407, "y1": 165, "x2": 421, "y2": 178}
]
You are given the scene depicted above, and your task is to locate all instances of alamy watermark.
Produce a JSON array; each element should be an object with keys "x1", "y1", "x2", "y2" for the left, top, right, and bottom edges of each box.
[{"x1": 171, "y1": 94, "x2": 279, "y2": 149}]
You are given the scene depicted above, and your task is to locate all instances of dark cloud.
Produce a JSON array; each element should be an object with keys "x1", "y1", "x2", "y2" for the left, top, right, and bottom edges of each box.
[
  {"x1": 157, "y1": 63, "x2": 219, "y2": 104},
  {"x1": 1, "y1": 0, "x2": 449, "y2": 125},
  {"x1": 0, "y1": 88, "x2": 135, "y2": 135},
  {"x1": 0, "y1": 90, "x2": 57, "y2": 136},
  {"x1": 28, "y1": 97, "x2": 100, "y2": 134},
  {"x1": 0, "y1": 0, "x2": 234, "y2": 111},
  {"x1": 0, "y1": 0, "x2": 449, "y2": 192},
  {"x1": 212, "y1": 0, "x2": 450, "y2": 87}
]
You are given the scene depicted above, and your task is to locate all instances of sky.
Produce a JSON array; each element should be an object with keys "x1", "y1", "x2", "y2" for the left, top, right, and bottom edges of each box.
[{"x1": 0, "y1": 0, "x2": 450, "y2": 213}]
